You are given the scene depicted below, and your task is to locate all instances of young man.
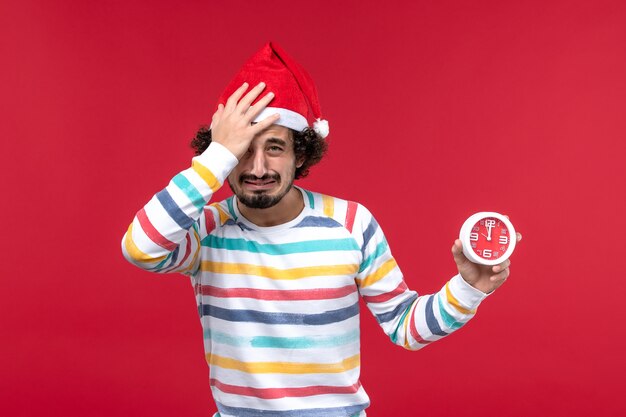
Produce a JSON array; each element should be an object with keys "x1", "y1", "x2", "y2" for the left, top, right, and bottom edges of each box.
[{"x1": 122, "y1": 42, "x2": 519, "y2": 417}]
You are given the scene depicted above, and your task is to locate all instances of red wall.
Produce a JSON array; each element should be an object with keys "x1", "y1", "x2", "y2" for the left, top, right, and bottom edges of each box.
[{"x1": 2, "y1": 1, "x2": 625, "y2": 416}]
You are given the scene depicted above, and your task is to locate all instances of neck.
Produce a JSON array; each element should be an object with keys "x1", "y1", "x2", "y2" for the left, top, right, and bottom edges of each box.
[{"x1": 237, "y1": 187, "x2": 304, "y2": 227}]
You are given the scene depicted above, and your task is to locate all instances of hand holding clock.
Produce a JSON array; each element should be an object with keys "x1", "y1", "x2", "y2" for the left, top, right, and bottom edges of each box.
[{"x1": 453, "y1": 212, "x2": 522, "y2": 294}]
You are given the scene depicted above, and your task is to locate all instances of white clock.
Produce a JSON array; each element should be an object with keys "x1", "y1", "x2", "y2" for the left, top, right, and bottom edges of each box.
[{"x1": 459, "y1": 212, "x2": 517, "y2": 266}]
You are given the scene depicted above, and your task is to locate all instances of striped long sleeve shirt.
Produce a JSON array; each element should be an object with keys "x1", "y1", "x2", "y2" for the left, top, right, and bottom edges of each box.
[{"x1": 121, "y1": 142, "x2": 488, "y2": 417}]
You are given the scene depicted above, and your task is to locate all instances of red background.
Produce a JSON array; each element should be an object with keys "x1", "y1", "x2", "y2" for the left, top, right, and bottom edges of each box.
[{"x1": 2, "y1": 1, "x2": 625, "y2": 416}]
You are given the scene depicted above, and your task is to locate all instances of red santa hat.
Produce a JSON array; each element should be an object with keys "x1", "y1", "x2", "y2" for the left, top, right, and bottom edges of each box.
[{"x1": 217, "y1": 42, "x2": 329, "y2": 138}]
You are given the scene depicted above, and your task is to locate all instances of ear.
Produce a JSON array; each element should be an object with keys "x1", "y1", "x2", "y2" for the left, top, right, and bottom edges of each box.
[{"x1": 296, "y1": 157, "x2": 305, "y2": 169}]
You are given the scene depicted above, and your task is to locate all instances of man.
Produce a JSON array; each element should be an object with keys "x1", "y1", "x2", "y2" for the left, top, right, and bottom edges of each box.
[{"x1": 122, "y1": 42, "x2": 520, "y2": 417}]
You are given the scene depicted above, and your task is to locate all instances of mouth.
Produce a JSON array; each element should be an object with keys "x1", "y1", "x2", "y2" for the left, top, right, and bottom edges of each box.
[{"x1": 240, "y1": 175, "x2": 279, "y2": 191}]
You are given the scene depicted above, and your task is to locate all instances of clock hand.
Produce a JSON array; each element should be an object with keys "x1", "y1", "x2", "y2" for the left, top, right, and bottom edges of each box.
[{"x1": 481, "y1": 233, "x2": 491, "y2": 241}]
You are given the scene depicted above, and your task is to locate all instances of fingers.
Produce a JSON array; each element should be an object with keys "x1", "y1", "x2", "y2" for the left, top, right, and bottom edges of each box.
[
  {"x1": 451, "y1": 239, "x2": 462, "y2": 256},
  {"x1": 225, "y1": 81, "x2": 272, "y2": 115},
  {"x1": 491, "y1": 259, "x2": 511, "y2": 282},
  {"x1": 451, "y1": 239, "x2": 468, "y2": 267},
  {"x1": 492, "y1": 259, "x2": 510, "y2": 273},
  {"x1": 237, "y1": 82, "x2": 269, "y2": 112},
  {"x1": 246, "y1": 91, "x2": 276, "y2": 123},
  {"x1": 251, "y1": 111, "x2": 281, "y2": 133},
  {"x1": 224, "y1": 82, "x2": 250, "y2": 112},
  {"x1": 221, "y1": 81, "x2": 276, "y2": 126},
  {"x1": 490, "y1": 267, "x2": 510, "y2": 283},
  {"x1": 211, "y1": 103, "x2": 224, "y2": 126},
  {"x1": 210, "y1": 81, "x2": 280, "y2": 159}
]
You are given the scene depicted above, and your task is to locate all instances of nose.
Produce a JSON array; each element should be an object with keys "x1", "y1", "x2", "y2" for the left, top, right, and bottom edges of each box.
[{"x1": 249, "y1": 148, "x2": 268, "y2": 178}]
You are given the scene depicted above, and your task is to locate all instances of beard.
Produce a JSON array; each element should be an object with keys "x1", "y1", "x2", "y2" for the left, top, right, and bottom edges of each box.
[{"x1": 228, "y1": 173, "x2": 294, "y2": 209}]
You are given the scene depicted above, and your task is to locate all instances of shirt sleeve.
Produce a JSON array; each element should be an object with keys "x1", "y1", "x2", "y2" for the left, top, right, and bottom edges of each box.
[
  {"x1": 121, "y1": 142, "x2": 238, "y2": 276},
  {"x1": 353, "y1": 204, "x2": 488, "y2": 350}
]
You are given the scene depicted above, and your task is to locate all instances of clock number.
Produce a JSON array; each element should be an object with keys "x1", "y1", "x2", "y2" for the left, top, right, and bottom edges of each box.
[
  {"x1": 482, "y1": 249, "x2": 492, "y2": 258},
  {"x1": 485, "y1": 219, "x2": 496, "y2": 228},
  {"x1": 470, "y1": 232, "x2": 479, "y2": 241},
  {"x1": 499, "y1": 235, "x2": 509, "y2": 245}
]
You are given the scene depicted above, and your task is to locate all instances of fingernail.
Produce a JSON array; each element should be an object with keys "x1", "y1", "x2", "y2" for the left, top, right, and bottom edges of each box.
[
  {"x1": 258, "y1": 82, "x2": 266, "y2": 88},
  {"x1": 267, "y1": 92, "x2": 274, "y2": 97}
]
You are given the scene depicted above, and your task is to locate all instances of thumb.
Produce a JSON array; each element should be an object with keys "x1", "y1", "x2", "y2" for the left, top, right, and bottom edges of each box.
[
  {"x1": 451, "y1": 239, "x2": 467, "y2": 266},
  {"x1": 211, "y1": 103, "x2": 224, "y2": 127}
]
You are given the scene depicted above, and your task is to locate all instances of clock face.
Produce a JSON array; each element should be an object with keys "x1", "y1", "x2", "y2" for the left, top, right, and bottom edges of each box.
[{"x1": 468, "y1": 217, "x2": 512, "y2": 261}]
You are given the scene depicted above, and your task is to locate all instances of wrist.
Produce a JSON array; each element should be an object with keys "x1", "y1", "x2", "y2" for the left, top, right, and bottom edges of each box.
[
  {"x1": 451, "y1": 274, "x2": 489, "y2": 309},
  {"x1": 193, "y1": 142, "x2": 239, "y2": 186}
]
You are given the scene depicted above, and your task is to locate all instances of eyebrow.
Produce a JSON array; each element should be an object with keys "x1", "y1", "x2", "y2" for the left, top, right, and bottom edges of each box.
[{"x1": 266, "y1": 138, "x2": 288, "y2": 146}]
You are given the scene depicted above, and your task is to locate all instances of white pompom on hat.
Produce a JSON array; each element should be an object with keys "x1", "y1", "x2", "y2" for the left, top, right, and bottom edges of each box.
[{"x1": 217, "y1": 42, "x2": 329, "y2": 139}]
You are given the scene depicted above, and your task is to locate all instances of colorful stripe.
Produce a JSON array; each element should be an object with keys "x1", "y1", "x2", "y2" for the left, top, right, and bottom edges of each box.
[
  {"x1": 360, "y1": 218, "x2": 378, "y2": 255},
  {"x1": 172, "y1": 173, "x2": 205, "y2": 212},
  {"x1": 445, "y1": 282, "x2": 477, "y2": 314},
  {"x1": 402, "y1": 304, "x2": 413, "y2": 349},
  {"x1": 212, "y1": 203, "x2": 231, "y2": 225},
  {"x1": 202, "y1": 236, "x2": 359, "y2": 254},
  {"x1": 156, "y1": 189, "x2": 194, "y2": 229},
  {"x1": 376, "y1": 293, "x2": 417, "y2": 324},
  {"x1": 226, "y1": 196, "x2": 238, "y2": 220},
  {"x1": 204, "y1": 328, "x2": 360, "y2": 349},
  {"x1": 249, "y1": 330, "x2": 359, "y2": 349},
  {"x1": 437, "y1": 293, "x2": 465, "y2": 330},
  {"x1": 201, "y1": 261, "x2": 359, "y2": 280},
  {"x1": 204, "y1": 208, "x2": 216, "y2": 235},
  {"x1": 345, "y1": 201, "x2": 358, "y2": 232},
  {"x1": 390, "y1": 300, "x2": 413, "y2": 344},
  {"x1": 136, "y1": 208, "x2": 177, "y2": 250},
  {"x1": 358, "y1": 239, "x2": 389, "y2": 273},
  {"x1": 123, "y1": 224, "x2": 167, "y2": 263},
  {"x1": 225, "y1": 218, "x2": 254, "y2": 230},
  {"x1": 360, "y1": 281, "x2": 408, "y2": 304},
  {"x1": 199, "y1": 284, "x2": 356, "y2": 301},
  {"x1": 181, "y1": 227, "x2": 201, "y2": 274},
  {"x1": 322, "y1": 195, "x2": 334, "y2": 218},
  {"x1": 199, "y1": 302, "x2": 359, "y2": 325},
  {"x1": 191, "y1": 160, "x2": 220, "y2": 191},
  {"x1": 304, "y1": 189, "x2": 315, "y2": 209},
  {"x1": 293, "y1": 216, "x2": 342, "y2": 228},
  {"x1": 157, "y1": 247, "x2": 177, "y2": 271},
  {"x1": 215, "y1": 402, "x2": 368, "y2": 417},
  {"x1": 409, "y1": 298, "x2": 432, "y2": 345},
  {"x1": 161, "y1": 238, "x2": 182, "y2": 272},
  {"x1": 424, "y1": 295, "x2": 449, "y2": 336},
  {"x1": 211, "y1": 378, "x2": 361, "y2": 399},
  {"x1": 356, "y1": 258, "x2": 398, "y2": 288},
  {"x1": 208, "y1": 353, "x2": 360, "y2": 374}
]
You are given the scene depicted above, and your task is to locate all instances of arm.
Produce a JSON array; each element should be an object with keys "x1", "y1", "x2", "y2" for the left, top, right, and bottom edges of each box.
[
  {"x1": 355, "y1": 206, "x2": 516, "y2": 350},
  {"x1": 121, "y1": 142, "x2": 238, "y2": 275},
  {"x1": 121, "y1": 82, "x2": 279, "y2": 275}
]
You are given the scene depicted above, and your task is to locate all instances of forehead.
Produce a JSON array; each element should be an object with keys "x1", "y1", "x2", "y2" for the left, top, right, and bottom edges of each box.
[{"x1": 252, "y1": 125, "x2": 293, "y2": 143}]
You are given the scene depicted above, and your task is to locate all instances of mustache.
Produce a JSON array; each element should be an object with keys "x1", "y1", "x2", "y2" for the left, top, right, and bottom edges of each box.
[{"x1": 239, "y1": 173, "x2": 281, "y2": 183}]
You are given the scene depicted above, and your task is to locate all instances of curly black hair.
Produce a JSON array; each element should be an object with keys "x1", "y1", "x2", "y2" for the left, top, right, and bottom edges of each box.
[{"x1": 190, "y1": 126, "x2": 328, "y2": 179}]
